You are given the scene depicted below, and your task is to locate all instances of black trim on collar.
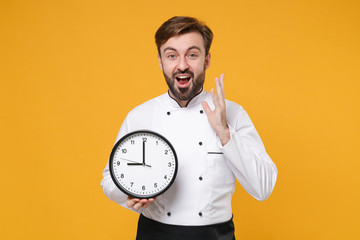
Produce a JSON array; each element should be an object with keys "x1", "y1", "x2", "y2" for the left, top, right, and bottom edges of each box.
[
  {"x1": 167, "y1": 87, "x2": 204, "y2": 108},
  {"x1": 167, "y1": 90, "x2": 183, "y2": 108}
]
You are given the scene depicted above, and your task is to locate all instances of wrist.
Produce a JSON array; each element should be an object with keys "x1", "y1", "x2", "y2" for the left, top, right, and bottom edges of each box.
[{"x1": 217, "y1": 125, "x2": 230, "y2": 146}]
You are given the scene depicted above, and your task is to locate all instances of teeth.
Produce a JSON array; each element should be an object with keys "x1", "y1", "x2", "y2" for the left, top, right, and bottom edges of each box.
[{"x1": 177, "y1": 76, "x2": 190, "y2": 79}]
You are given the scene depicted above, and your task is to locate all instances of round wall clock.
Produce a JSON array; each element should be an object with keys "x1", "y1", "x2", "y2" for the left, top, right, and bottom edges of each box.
[{"x1": 109, "y1": 130, "x2": 178, "y2": 199}]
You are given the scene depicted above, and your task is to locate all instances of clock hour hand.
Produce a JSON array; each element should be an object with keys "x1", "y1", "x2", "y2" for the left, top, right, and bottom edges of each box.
[
  {"x1": 120, "y1": 158, "x2": 151, "y2": 167},
  {"x1": 127, "y1": 162, "x2": 152, "y2": 167}
]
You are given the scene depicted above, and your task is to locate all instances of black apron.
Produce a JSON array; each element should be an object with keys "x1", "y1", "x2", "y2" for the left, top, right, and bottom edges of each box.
[{"x1": 136, "y1": 214, "x2": 235, "y2": 240}]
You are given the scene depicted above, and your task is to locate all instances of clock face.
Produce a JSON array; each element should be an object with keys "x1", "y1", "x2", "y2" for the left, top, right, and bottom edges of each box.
[{"x1": 109, "y1": 130, "x2": 178, "y2": 199}]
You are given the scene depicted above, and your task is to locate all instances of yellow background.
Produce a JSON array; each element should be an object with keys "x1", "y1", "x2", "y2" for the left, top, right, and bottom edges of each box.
[{"x1": 1, "y1": 0, "x2": 359, "y2": 239}]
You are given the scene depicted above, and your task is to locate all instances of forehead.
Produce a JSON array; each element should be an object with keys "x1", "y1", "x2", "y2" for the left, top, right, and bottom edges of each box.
[{"x1": 160, "y1": 32, "x2": 205, "y2": 53}]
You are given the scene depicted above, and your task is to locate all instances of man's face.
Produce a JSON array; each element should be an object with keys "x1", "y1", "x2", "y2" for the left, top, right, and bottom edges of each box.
[{"x1": 158, "y1": 32, "x2": 211, "y2": 105}]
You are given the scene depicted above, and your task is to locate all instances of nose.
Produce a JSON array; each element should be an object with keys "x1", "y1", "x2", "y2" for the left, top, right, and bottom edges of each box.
[{"x1": 177, "y1": 56, "x2": 189, "y2": 72}]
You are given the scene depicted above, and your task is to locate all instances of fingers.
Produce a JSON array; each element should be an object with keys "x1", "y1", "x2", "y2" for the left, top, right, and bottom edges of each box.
[
  {"x1": 127, "y1": 196, "x2": 156, "y2": 211},
  {"x1": 210, "y1": 88, "x2": 217, "y2": 105},
  {"x1": 142, "y1": 198, "x2": 155, "y2": 209},
  {"x1": 204, "y1": 73, "x2": 226, "y2": 112},
  {"x1": 215, "y1": 74, "x2": 223, "y2": 99},
  {"x1": 211, "y1": 74, "x2": 225, "y2": 106},
  {"x1": 202, "y1": 101, "x2": 212, "y2": 115},
  {"x1": 219, "y1": 73, "x2": 225, "y2": 97},
  {"x1": 127, "y1": 197, "x2": 140, "y2": 209},
  {"x1": 216, "y1": 74, "x2": 225, "y2": 101}
]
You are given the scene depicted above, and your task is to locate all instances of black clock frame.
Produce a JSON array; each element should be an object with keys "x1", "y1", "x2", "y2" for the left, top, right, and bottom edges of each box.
[{"x1": 109, "y1": 130, "x2": 178, "y2": 199}]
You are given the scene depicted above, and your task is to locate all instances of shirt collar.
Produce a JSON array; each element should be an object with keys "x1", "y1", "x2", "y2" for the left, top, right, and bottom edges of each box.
[{"x1": 166, "y1": 88, "x2": 206, "y2": 108}]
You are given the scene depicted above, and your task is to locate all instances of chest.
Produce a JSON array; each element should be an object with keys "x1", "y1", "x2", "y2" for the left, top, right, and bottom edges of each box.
[{"x1": 151, "y1": 107, "x2": 218, "y2": 158}]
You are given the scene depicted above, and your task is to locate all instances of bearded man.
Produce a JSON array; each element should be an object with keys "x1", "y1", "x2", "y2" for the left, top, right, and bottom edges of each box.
[{"x1": 101, "y1": 16, "x2": 278, "y2": 240}]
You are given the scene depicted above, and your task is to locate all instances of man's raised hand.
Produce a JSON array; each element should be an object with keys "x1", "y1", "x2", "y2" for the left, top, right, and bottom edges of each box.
[{"x1": 202, "y1": 74, "x2": 230, "y2": 146}]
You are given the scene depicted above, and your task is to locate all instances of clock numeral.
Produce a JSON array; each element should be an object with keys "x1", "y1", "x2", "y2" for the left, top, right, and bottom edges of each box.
[
  {"x1": 142, "y1": 137, "x2": 147, "y2": 142},
  {"x1": 120, "y1": 173, "x2": 124, "y2": 178},
  {"x1": 117, "y1": 161, "x2": 120, "y2": 166},
  {"x1": 122, "y1": 149, "x2": 127, "y2": 154},
  {"x1": 142, "y1": 185, "x2": 146, "y2": 190},
  {"x1": 164, "y1": 175, "x2": 167, "y2": 180},
  {"x1": 130, "y1": 182, "x2": 134, "y2": 187},
  {"x1": 130, "y1": 140, "x2": 135, "y2": 145},
  {"x1": 168, "y1": 162, "x2": 171, "y2": 167},
  {"x1": 154, "y1": 183, "x2": 157, "y2": 188},
  {"x1": 165, "y1": 150, "x2": 168, "y2": 155},
  {"x1": 156, "y1": 141, "x2": 158, "y2": 145}
]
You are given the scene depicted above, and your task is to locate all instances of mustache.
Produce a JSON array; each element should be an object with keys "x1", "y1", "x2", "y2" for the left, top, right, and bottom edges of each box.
[{"x1": 172, "y1": 70, "x2": 194, "y2": 79}]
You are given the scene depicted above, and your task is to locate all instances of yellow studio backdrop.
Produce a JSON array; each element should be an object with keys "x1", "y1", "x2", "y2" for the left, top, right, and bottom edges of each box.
[{"x1": 1, "y1": 0, "x2": 359, "y2": 239}]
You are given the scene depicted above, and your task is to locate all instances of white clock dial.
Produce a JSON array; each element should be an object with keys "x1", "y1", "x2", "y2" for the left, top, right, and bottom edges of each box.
[{"x1": 109, "y1": 130, "x2": 178, "y2": 199}]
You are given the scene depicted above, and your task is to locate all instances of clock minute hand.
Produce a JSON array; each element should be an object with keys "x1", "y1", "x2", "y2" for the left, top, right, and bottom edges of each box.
[{"x1": 143, "y1": 140, "x2": 145, "y2": 165}]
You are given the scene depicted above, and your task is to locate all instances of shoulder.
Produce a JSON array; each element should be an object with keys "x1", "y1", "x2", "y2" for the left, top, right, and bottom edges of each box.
[
  {"x1": 203, "y1": 91, "x2": 244, "y2": 110},
  {"x1": 127, "y1": 94, "x2": 165, "y2": 115},
  {"x1": 202, "y1": 91, "x2": 245, "y2": 118},
  {"x1": 225, "y1": 99, "x2": 244, "y2": 111},
  {"x1": 224, "y1": 99, "x2": 247, "y2": 121},
  {"x1": 116, "y1": 93, "x2": 167, "y2": 139}
]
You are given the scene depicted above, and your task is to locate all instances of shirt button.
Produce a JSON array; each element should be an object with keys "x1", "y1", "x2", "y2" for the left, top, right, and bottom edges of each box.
[
  {"x1": 199, "y1": 176, "x2": 203, "y2": 181},
  {"x1": 167, "y1": 111, "x2": 171, "y2": 115},
  {"x1": 199, "y1": 212, "x2": 203, "y2": 217},
  {"x1": 200, "y1": 110, "x2": 204, "y2": 114},
  {"x1": 199, "y1": 142, "x2": 202, "y2": 146},
  {"x1": 167, "y1": 212, "x2": 171, "y2": 216}
]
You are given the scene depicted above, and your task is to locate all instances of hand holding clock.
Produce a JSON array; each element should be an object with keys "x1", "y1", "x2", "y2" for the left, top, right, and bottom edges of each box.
[{"x1": 127, "y1": 196, "x2": 156, "y2": 210}]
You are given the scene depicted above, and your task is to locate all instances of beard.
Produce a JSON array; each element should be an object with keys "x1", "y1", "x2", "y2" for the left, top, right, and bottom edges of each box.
[{"x1": 163, "y1": 68, "x2": 206, "y2": 102}]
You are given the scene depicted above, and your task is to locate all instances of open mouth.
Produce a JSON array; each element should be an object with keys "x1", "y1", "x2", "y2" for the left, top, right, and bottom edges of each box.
[{"x1": 175, "y1": 75, "x2": 192, "y2": 87}]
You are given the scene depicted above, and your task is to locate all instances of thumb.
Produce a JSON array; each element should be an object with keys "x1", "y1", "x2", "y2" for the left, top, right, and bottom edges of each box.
[{"x1": 202, "y1": 101, "x2": 212, "y2": 115}]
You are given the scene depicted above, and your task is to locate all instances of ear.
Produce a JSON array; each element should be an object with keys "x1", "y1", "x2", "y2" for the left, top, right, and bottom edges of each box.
[
  {"x1": 158, "y1": 54, "x2": 163, "y2": 71},
  {"x1": 205, "y1": 52, "x2": 211, "y2": 70}
]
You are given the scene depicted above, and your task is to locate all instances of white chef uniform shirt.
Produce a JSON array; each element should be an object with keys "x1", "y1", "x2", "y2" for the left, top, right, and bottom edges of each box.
[{"x1": 101, "y1": 89, "x2": 277, "y2": 226}]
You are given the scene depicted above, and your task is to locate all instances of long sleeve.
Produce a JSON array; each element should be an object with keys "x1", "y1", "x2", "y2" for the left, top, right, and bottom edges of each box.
[{"x1": 221, "y1": 106, "x2": 278, "y2": 201}]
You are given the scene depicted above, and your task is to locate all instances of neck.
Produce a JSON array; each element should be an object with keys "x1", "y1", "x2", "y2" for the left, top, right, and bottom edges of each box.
[
  {"x1": 168, "y1": 91, "x2": 189, "y2": 107},
  {"x1": 168, "y1": 87, "x2": 203, "y2": 108}
]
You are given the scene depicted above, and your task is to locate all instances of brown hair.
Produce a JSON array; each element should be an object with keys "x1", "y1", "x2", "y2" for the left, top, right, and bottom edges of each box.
[{"x1": 155, "y1": 16, "x2": 213, "y2": 56}]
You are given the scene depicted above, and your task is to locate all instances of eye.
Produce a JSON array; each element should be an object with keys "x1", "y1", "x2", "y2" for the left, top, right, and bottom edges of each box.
[
  {"x1": 188, "y1": 53, "x2": 198, "y2": 59},
  {"x1": 167, "y1": 54, "x2": 176, "y2": 59}
]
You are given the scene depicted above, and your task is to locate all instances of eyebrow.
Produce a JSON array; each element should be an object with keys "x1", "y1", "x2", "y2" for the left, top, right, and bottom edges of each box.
[{"x1": 163, "y1": 45, "x2": 202, "y2": 54}]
